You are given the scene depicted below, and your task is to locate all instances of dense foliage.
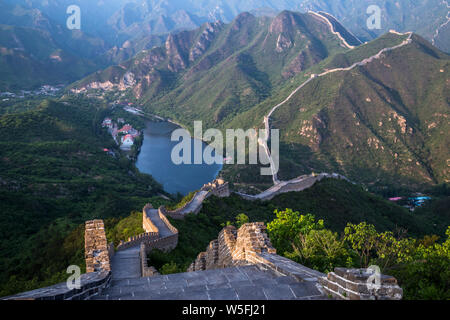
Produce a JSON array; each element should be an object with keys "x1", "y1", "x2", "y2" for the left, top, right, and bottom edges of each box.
[{"x1": 267, "y1": 208, "x2": 449, "y2": 300}]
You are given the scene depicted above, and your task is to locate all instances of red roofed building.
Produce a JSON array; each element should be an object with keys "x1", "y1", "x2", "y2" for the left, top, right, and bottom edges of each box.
[
  {"x1": 121, "y1": 134, "x2": 134, "y2": 147},
  {"x1": 118, "y1": 124, "x2": 132, "y2": 134}
]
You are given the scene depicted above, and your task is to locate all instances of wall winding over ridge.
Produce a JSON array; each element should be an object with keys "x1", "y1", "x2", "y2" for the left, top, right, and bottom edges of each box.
[
  {"x1": 187, "y1": 222, "x2": 403, "y2": 300},
  {"x1": 117, "y1": 204, "x2": 179, "y2": 252},
  {"x1": 160, "y1": 179, "x2": 230, "y2": 219}
]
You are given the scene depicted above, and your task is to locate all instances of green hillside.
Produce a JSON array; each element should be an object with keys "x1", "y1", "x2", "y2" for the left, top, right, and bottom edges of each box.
[
  {"x1": 222, "y1": 33, "x2": 449, "y2": 191},
  {"x1": 70, "y1": 11, "x2": 349, "y2": 130},
  {"x1": 300, "y1": 0, "x2": 450, "y2": 52},
  {"x1": 0, "y1": 24, "x2": 101, "y2": 91}
]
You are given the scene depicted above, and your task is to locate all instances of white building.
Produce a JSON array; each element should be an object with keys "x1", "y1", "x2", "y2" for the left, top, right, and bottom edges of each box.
[{"x1": 121, "y1": 134, "x2": 134, "y2": 148}]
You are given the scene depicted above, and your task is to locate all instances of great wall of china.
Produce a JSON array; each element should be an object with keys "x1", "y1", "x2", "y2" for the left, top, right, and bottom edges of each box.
[
  {"x1": 3, "y1": 174, "x2": 403, "y2": 300},
  {"x1": 1, "y1": 12, "x2": 412, "y2": 301}
]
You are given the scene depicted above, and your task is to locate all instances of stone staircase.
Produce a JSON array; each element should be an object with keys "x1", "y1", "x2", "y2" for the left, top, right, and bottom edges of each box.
[{"x1": 90, "y1": 265, "x2": 326, "y2": 300}]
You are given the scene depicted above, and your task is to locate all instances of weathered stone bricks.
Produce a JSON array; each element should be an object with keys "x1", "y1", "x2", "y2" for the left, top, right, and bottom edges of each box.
[
  {"x1": 85, "y1": 220, "x2": 111, "y2": 273},
  {"x1": 189, "y1": 222, "x2": 277, "y2": 271},
  {"x1": 320, "y1": 268, "x2": 403, "y2": 300}
]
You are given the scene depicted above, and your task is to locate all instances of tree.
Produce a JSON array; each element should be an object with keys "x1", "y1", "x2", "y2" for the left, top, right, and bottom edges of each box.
[
  {"x1": 267, "y1": 209, "x2": 324, "y2": 255},
  {"x1": 344, "y1": 222, "x2": 378, "y2": 268},
  {"x1": 160, "y1": 262, "x2": 181, "y2": 275},
  {"x1": 235, "y1": 213, "x2": 249, "y2": 228},
  {"x1": 291, "y1": 229, "x2": 352, "y2": 273},
  {"x1": 375, "y1": 231, "x2": 416, "y2": 270},
  {"x1": 389, "y1": 227, "x2": 450, "y2": 300}
]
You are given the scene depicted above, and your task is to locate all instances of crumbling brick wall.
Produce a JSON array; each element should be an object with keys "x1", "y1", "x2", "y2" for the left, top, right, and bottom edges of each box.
[
  {"x1": 85, "y1": 219, "x2": 111, "y2": 273},
  {"x1": 188, "y1": 223, "x2": 276, "y2": 271},
  {"x1": 319, "y1": 267, "x2": 403, "y2": 300}
]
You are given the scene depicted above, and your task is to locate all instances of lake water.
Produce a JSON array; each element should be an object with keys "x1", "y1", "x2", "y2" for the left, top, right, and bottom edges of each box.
[{"x1": 136, "y1": 121, "x2": 223, "y2": 195}]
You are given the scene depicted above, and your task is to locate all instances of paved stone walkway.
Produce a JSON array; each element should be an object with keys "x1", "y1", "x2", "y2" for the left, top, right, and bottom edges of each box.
[
  {"x1": 179, "y1": 190, "x2": 209, "y2": 215},
  {"x1": 91, "y1": 265, "x2": 327, "y2": 300},
  {"x1": 111, "y1": 246, "x2": 141, "y2": 280},
  {"x1": 146, "y1": 208, "x2": 173, "y2": 237}
]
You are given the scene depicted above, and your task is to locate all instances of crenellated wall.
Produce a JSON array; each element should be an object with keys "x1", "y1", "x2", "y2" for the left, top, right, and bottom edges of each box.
[
  {"x1": 143, "y1": 203, "x2": 159, "y2": 233},
  {"x1": 116, "y1": 232, "x2": 160, "y2": 251},
  {"x1": 159, "y1": 179, "x2": 230, "y2": 219}
]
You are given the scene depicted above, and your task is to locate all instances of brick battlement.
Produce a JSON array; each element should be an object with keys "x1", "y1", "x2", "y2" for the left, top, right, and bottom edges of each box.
[{"x1": 159, "y1": 179, "x2": 230, "y2": 219}]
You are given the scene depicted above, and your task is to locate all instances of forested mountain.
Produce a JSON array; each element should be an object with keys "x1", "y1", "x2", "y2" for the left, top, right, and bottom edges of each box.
[
  {"x1": 224, "y1": 32, "x2": 449, "y2": 190},
  {"x1": 0, "y1": 98, "x2": 164, "y2": 295},
  {"x1": 71, "y1": 11, "x2": 351, "y2": 127},
  {"x1": 71, "y1": 11, "x2": 449, "y2": 190}
]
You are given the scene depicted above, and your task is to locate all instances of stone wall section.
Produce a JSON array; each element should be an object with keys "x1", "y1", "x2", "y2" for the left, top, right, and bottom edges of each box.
[
  {"x1": 188, "y1": 223, "x2": 276, "y2": 271},
  {"x1": 160, "y1": 178, "x2": 230, "y2": 219},
  {"x1": 205, "y1": 239, "x2": 219, "y2": 270},
  {"x1": 217, "y1": 226, "x2": 237, "y2": 268},
  {"x1": 140, "y1": 243, "x2": 160, "y2": 277},
  {"x1": 187, "y1": 223, "x2": 403, "y2": 300},
  {"x1": 319, "y1": 268, "x2": 403, "y2": 300},
  {"x1": 85, "y1": 220, "x2": 111, "y2": 273}
]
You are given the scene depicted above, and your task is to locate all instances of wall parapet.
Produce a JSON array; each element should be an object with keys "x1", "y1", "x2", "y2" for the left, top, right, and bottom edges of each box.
[
  {"x1": 2, "y1": 271, "x2": 111, "y2": 300},
  {"x1": 158, "y1": 209, "x2": 179, "y2": 234},
  {"x1": 143, "y1": 203, "x2": 159, "y2": 233},
  {"x1": 160, "y1": 179, "x2": 230, "y2": 219},
  {"x1": 319, "y1": 268, "x2": 403, "y2": 300},
  {"x1": 116, "y1": 232, "x2": 160, "y2": 251}
]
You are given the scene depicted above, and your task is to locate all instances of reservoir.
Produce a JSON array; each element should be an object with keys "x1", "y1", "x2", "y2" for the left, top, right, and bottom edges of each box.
[{"x1": 136, "y1": 121, "x2": 223, "y2": 195}]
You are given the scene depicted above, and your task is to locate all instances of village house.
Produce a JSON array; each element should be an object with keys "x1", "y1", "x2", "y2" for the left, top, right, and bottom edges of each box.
[
  {"x1": 118, "y1": 124, "x2": 132, "y2": 134},
  {"x1": 121, "y1": 134, "x2": 134, "y2": 148},
  {"x1": 102, "y1": 118, "x2": 113, "y2": 128},
  {"x1": 118, "y1": 124, "x2": 140, "y2": 137}
]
